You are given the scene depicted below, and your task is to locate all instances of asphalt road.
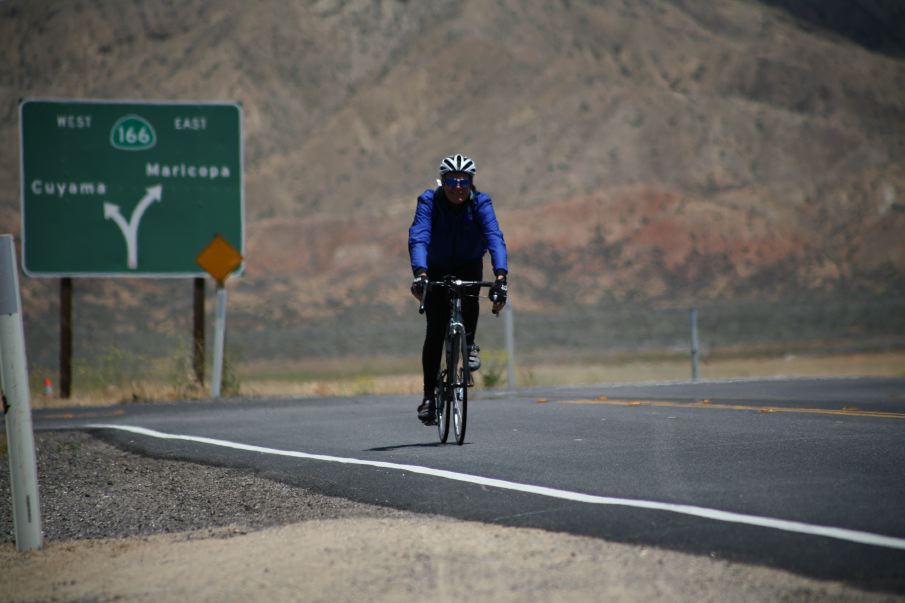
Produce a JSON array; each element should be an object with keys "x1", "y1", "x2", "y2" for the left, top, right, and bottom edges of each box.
[{"x1": 31, "y1": 377, "x2": 905, "y2": 593}]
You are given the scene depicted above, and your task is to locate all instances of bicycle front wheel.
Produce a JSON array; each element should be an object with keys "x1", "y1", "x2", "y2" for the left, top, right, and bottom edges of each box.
[
  {"x1": 451, "y1": 332, "x2": 468, "y2": 445},
  {"x1": 435, "y1": 370, "x2": 449, "y2": 443}
]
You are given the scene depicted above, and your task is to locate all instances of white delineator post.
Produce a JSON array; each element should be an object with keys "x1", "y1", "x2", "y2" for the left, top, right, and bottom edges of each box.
[
  {"x1": 211, "y1": 284, "x2": 228, "y2": 398},
  {"x1": 504, "y1": 300, "x2": 517, "y2": 389},
  {"x1": 690, "y1": 307, "x2": 700, "y2": 382},
  {"x1": 0, "y1": 234, "x2": 43, "y2": 551}
]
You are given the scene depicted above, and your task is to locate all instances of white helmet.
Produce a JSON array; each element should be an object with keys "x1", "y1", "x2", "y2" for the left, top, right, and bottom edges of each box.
[{"x1": 439, "y1": 154, "x2": 477, "y2": 177}]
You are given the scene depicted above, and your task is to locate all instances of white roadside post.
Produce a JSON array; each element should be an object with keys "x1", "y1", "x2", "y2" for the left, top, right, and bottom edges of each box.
[
  {"x1": 196, "y1": 234, "x2": 243, "y2": 399},
  {"x1": 504, "y1": 300, "x2": 517, "y2": 389},
  {"x1": 690, "y1": 307, "x2": 700, "y2": 382},
  {"x1": 0, "y1": 234, "x2": 43, "y2": 551}
]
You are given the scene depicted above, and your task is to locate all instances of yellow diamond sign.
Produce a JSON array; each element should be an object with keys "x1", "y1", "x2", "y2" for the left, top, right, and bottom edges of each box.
[{"x1": 196, "y1": 234, "x2": 243, "y2": 284}]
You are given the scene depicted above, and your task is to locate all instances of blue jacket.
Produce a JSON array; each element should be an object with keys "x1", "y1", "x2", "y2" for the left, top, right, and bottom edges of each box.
[{"x1": 408, "y1": 188, "x2": 508, "y2": 276}]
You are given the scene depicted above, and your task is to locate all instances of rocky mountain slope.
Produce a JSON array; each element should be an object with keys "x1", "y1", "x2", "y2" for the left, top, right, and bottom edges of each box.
[{"x1": 1, "y1": 0, "x2": 903, "y2": 364}]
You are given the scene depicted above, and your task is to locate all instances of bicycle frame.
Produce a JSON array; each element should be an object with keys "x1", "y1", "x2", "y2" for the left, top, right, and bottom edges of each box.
[
  {"x1": 445, "y1": 291, "x2": 467, "y2": 355},
  {"x1": 419, "y1": 276, "x2": 495, "y2": 354}
]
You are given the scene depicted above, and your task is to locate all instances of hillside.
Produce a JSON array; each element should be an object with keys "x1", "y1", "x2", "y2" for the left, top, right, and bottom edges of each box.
[{"x1": 1, "y1": 0, "x2": 904, "y2": 367}]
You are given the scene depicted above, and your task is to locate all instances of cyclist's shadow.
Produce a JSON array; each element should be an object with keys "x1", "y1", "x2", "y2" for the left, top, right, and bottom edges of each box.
[{"x1": 366, "y1": 441, "x2": 468, "y2": 451}]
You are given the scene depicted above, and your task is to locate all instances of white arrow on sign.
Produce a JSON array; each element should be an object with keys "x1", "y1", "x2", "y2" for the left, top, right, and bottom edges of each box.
[{"x1": 103, "y1": 184, "x2": 163, "y2": 269}]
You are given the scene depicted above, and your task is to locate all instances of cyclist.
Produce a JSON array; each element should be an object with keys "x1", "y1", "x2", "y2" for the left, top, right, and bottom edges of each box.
[{"x1": 408, "y1": 154, "x2": 509, "y2": 425}]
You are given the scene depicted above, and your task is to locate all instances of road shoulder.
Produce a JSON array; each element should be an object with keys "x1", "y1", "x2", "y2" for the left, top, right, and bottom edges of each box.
[{"x1": 1, "y1": 431, "x2": 900, "y2": 602}]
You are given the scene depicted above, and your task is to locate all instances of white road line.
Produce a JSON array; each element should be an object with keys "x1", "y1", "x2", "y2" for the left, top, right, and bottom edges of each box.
[{"x1": 88, "y1": 423, "x2": 905, "y2": 551}]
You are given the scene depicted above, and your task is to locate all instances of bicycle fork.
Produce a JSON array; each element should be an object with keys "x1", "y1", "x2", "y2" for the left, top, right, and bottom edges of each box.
[{"x1": 447, "y1": 297, "x2": 467, "y2": 390}]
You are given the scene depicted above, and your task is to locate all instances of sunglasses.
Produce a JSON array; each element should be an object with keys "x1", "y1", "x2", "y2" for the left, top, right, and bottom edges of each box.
[{"x1": 443, "y1": 177, "x2": 472, "y2": 188}]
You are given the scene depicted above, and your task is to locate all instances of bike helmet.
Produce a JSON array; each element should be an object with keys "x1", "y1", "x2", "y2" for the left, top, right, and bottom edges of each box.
[{"x1": 439, "y1": 154, "x2": 477, "y2": 177}]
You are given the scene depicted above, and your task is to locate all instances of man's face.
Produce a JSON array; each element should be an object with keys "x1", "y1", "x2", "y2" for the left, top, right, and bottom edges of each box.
[{"x1": 442, "y1": 172, "x2": 472, "y2": 205}]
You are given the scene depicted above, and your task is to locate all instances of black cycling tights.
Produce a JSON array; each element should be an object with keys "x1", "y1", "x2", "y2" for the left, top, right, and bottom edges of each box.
[{"x1": 422, "y1": 260, "x2": 482, "y2": 398}]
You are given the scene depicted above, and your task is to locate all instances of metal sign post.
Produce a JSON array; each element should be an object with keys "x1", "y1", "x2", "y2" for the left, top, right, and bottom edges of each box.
[
  {"x1": 211, "y1": 286, "x2": 228, "y2": 398},
  {"x1": 196, "y1": 234, "x2": 243, "y2": 398},
  {"x1": 0, "y1": 234, "x2": 43, "y2": 551}
]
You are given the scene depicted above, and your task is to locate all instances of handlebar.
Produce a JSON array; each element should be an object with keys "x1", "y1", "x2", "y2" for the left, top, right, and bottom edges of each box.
[{"x1": 418, "y1": 277, "x2": 498, "y2": 315}]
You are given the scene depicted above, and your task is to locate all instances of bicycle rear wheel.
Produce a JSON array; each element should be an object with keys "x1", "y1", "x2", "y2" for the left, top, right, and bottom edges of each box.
[
  {"x1": 451, "y1": 332, "x2": 468, "y2": 445},
  {"x1": 435, "y1": 369, "x2": 450, "y2": 443}
]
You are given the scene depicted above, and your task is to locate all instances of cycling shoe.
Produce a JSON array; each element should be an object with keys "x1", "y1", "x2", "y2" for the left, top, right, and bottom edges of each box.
[{"x1": 417, "y1": 399, "x2": 437, "y2": 425}]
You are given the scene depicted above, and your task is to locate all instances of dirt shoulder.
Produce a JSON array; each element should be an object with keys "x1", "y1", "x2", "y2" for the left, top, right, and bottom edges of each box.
[{"x1": 1, "y1": 431, "x2": 900, "y2": 602}]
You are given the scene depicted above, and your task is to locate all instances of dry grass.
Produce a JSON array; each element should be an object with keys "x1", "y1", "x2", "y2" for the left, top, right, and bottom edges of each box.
[
  {"x1": 26, "y1": 350, "x2": 905, "y2": 409},
  {"x1": 26, "y1": 352, "x2": 905, "y2": 408},
  {"x1": 241, "y1": 374, "x2": 423, "y2": 399},
  {"x1": 524, "y1": 350, "x2": 905, "y2": 387},
  {"x1": 29, "y1": 382, "x2": 203, "y2": 409}
]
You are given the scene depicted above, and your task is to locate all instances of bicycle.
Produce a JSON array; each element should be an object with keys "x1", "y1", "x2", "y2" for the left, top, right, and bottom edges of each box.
[{"x1": 419, "y1": 276, "x2": 497, "y2": 445}]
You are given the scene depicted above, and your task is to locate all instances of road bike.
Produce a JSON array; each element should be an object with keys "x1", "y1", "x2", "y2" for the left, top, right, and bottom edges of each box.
[{"x1": 419, "y1": 276, "x2": 497, "y2": 445}]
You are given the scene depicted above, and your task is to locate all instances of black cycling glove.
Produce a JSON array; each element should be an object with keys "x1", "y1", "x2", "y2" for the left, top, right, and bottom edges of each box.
[
  {"x1": 411, "y1": 273, "x2": 428, "y2": 298},
  {"x1": 489, "y1": 276, "x2": 508, "y2": 305}
]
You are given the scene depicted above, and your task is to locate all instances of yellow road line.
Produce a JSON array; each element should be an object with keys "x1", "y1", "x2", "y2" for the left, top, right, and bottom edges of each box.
[{"x1": 557, "y1": 399, "x2": 905, "y2": 419}]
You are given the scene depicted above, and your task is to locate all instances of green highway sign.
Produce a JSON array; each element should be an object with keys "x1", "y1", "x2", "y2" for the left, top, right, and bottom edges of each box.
[{"x1": 19, "y1": 99, "x2": 244, "y2": 277}]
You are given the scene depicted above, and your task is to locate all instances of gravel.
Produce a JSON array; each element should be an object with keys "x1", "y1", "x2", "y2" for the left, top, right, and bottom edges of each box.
[{"x1": 0, "y1": 430, "x2": 407, "y2": 542}]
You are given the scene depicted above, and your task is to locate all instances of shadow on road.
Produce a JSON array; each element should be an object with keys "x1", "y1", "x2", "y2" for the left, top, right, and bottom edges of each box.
[{"x1": 366, "y1": 442, "x2": 469, "y2": 451}]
